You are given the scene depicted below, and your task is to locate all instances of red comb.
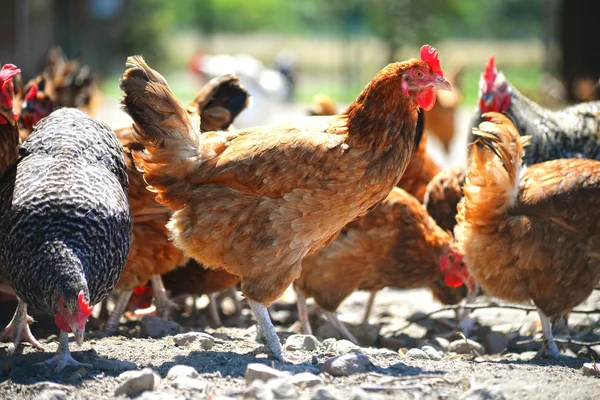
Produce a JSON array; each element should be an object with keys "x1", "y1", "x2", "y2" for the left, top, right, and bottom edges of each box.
[
  {"x1": 25, "y1": 85, "x2": 38, "y2": 101},
  {"x1": 420, "y1": 45, "x2": 443, "y2": 76},
  {"x1": 482, "y1": 55, "x2": 498, "y2": 93},
  {"x1": 77, "y1": 290, "x2": 93, "y2": 317},
  {"x1": 0, "y1": 64, "x2": 21, "y2": 90}
]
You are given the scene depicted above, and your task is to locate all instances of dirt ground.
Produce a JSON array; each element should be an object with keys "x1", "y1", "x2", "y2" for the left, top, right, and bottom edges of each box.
[{"x1": 1, "y1": 286, "x2": 599, "y2": 400}]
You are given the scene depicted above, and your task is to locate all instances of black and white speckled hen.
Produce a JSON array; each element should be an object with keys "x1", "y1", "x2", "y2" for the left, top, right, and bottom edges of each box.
[
  {"x1": 0, "y1": 108, "x2": 132, "y2": 371},
  {"x1": 467, "y1": 56, "x2": 600, "y2": 165}
]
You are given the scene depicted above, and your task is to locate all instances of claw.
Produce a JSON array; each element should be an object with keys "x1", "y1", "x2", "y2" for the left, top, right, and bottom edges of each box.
[
  {"x1": 1, "y1": 299, "x2": 43, "y2": 354},
  {"x1": 35, "y1": 331, "x2": 91, "y2": 373}
]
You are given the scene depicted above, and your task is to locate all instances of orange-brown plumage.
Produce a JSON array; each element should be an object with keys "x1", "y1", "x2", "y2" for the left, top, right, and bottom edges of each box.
[
  {"x1": 423, "y1": 166, "x2": 466, "y2": 232},
  {"x1": 294, "y1": 187, "x2": 466, "y2": 312},
  {"x1": 454, "y1": 112, "x2": 600, "y2": 355},
  {"x1": 397, "y1": 129, "x2": 442, "y2": 202},
  {"x1": 120, "y1": 49, "x2": 451, "y2": 358},
  {"x1": 162, "y1": 259, "x2": 239, "y2": 298}
]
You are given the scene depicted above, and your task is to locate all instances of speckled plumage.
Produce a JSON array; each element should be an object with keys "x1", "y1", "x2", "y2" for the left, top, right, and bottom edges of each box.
[
  {"x1": 0, "y1": 108, "x2": 132, "y2": 314},
  {"x1": 294, "y1": 187, "x2": 465, "y2": 312},
  {"x1": 468, "y1": 73, "x2": 600, "y2": 166}
]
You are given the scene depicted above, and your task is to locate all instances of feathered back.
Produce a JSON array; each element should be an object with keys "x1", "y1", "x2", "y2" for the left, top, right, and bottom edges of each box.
[
  {"x1": 120, "y1": 56, "x2": 201, "y2": 208},
  {"x1": 459, "y1": 112, "x2": 530, "y2": 228}
]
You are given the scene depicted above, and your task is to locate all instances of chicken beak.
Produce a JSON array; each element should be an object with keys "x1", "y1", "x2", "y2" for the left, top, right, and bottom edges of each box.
[
  {"x1": 70, "y1": 323, "x2": 86, "y2": 346},
  {"x1": 434, "y1": 75, "x2": 452, "y2": 91}
]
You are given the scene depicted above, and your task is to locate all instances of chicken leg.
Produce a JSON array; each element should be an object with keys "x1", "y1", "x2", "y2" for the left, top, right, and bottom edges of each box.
[
  {"x1": 324, "y1": 311, "x2": 359, "y2": 345},
  {"x1": 104, "y1": 290, "x2": 133, "y2": 335},
  {"x1": 36, "y1": 331, "x2": 91, "y2": 372},
  {"x1": 1, "y1": 298, "x2": 42, "y2": 354},
  {"x1": 248, "y1": 300, "x2": 283, "y2": 361},
  {"x1": 536, "y1": 308, "x2": 561, "y2": 358},
  {"x1": 362, "y1": 290, "x2": 377, "y2": 325},
  {"x1": 208, "y1": 293, "x2": 223, "y2": 327},
  {"x1": 151, "y1": 274, "x2": 176, "y2": 318}
]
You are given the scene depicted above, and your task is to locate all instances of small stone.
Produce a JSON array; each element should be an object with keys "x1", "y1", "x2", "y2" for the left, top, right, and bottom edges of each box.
[
  {"x1": 321, "y1": 338, "x2": 337, "y2": 351},
  {"x1": 421, "y1": 346, "x2": 442, "y2": 361},
  {"x1": 322, "y1": 354, "x2": 372, "y2": 377},
  {"x1": 519, "y1": 351, "x2": 538, "y2": 361},
  {"x1": 459, "y1": 386, "x2": 506, "y2": 400},
  {"x1": 33, "y1": 390, "x2": 67, "y2": 400},
  {"x1": 212, "y1": 332, "x2": 231, "y2": 341},
  {"x1": 290, "y1": 372, "x2": 323, "y2": 388},
  {"x1": 577, "y1": 347, "x2": 599, "y2": 360},
  {"x1": 350, "y1": 387, "x2": 373, "y2": 400},
  {"x1": 266, "y1": 377, "x2": 298, "y2": 398},
  {"x1": 171, "y1": 377, "x2": 208, "y2": 391},
  {"x1": 405, "y1": 348, "x2": 430, "y2": 360},
  {"x1": 333, "y1": 339, "x2": 363, "y2": 355},
  {"x1": 431, "y1": 337, "x2": 450, "y2": 351},
  {"x1": 245, "y1": 380, "x2": 274, "y2": 400},
  {"x1": 478, "y1": 327, "x2": 509, "y2": 355},
  {"x1": 172, "y1": 332, "x2": 215, "y2": 349},
  {"x1": 245, "y1": 363, "x2": 291, "y2": 384},
  {"x1": 141, "y1": 316, "x2": 181, "y2": 338},
  {"x1": 167, "y1": 365, "x2": 199, "y2": 380},
  {"x1": 310, "y1": 386, "x2": 341, "y2": 400},
  {"x1": 114, "y1": 368, "x2": 161, "y2": 397},
  {"x1": 448, "y1": 339, "x2": 485, "y2": 356},
  {"x1": 93, "y1": 358, "x2": 137, "y2": 373},
  {"x1": 284, "y1": 334, "x2": 320, "y2": 351},
  {"x1": 582, "y1": 363, "x2": 600, "y2": 377}
]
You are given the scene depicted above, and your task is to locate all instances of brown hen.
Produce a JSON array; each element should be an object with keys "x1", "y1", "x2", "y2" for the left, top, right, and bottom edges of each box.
[
  {"x1": 120, "y1": 47, "x2": 451, "y2": 360},
  {"x1": 452, "y1": 112, "x2": 600, "y2": 358}
]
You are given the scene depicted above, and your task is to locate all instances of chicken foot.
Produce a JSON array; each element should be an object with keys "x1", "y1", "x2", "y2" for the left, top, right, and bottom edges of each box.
[
  {"x1": 104, "y1": 290, "x2": 133, "y2": 335},
  {"x1": 151, "y1": 274, "x2": 177, "y2": 319},
  {"x1": 1, "y1": 298, "x2": 42, "y2": 354},
  {"x1": 456, "y1": 284, "x2": 478, "y2": 335},
  {"x1": 536, "y1": 308, "x2": 561, "y2": 359},
  {"x1": 324, "y1": 311, "x2": 359, "y2": 345},
  {"x1": 362, "y1": 290, "x2": 377, "y2": 325},
  {"x1": 36, "y1": 331, "x2": 92, "y2": 372},
  {"x1": 248, "y1": 300, "x2": 285, "y2": 361}
]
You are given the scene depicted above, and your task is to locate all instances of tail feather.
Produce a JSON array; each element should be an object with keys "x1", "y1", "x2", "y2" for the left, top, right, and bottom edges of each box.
[
  {"x1": 119, "y1": 55, "x2": 201, "y2": 209},
  {"x1": 461, "y1": 112, "x2": 530, "y2": 225}
]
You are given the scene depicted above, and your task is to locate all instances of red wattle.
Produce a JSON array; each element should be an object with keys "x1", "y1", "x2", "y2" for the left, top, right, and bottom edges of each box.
[
  {"x1": 444, "y1": 272, "x2": 464, "y2": 288},
  {"x1": 55, "y1": 314, "x2": 72, "y2": 332},
  {"x1": 416, "y1": 88, "x2": 436, "y2": 111}
]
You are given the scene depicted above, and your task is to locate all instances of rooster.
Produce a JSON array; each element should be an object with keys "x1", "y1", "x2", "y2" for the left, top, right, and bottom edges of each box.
[
  {"x1": 119, "y1": 46, "x2": 451, "y2": 361},
  {"x1": 468, "y1": 56, "x2": 600, "y2": 164},
  {"x1": 0, "y1": 108, "x2": 131, "y2": 371},
  {"x1": 448, "y1": 112, "x2": 600, "y2": 358}
]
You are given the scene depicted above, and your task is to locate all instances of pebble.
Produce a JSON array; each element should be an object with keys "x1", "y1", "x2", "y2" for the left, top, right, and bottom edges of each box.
[
  {"x1": 244, "y1": 380, "x2": 274, "y2": 400},
  {"x1": 459, "y1": 386, "x2": 506, "y2": 400},
  {"x1": 33, "y1": 390, "x2": 67, "y2": 400},
  {"x1": 93, "y1": 358, "x2": 137, "y2": 373},
  {"x1": 321, "y1": 338, "x2": 338, "y2": 352},
  {"x1": 479, "y1": 327, "x2": 509, "y2": 354},
  {"x1": 448, "y1": 339, "x2": 485, "y2": 356},
  {"x1": 582, "y1": 363, "x2": 600, "y2": 377},
  {"x1": 138, "y1": 392, "x2": 185, "y2": 400},
  {"x1": 170, "y1": 377, "x2": 208, "y2": 391},
  {"x1": 114, "y1": 368, "x2": 161, "y2": 397},
  {"x1": 289, "y1": 372, "x2": 324, "y2": 388},
  {"x1": 310, "y1": 386, "x2": 341, "y2": 400},
  {"x1": 322, "y1": 354, "x2": 372, "y2": 376},
  {"x1": 284, "y1": 334, "x2": 320, "y2": 351},
  {"x1": 431, "y1": 337, "x2": 450, "y2": 351},
  {"x1": 333, "y1": 339, "x2": 363, "y2": 355},
  {"x1": 172, "y1": 332, "x2": 215, "y2": 349},
  {"x1": 266, "y1": 377, "x2": 298, "y2": 398},
  {"x1": 405, "y1": 348, "x2": 430, "y2": 360},
  {"x1": 141, "y1": 316, "x2": 181, "y2": 338},
  {"x1": 212, "y1": 332, "x2": 231, "y2": 341},
  {"x1": 167, "y1": 365, "x2": 199, "y2": 380},
  {"x1": 421, "y1": 345, "x2": 442, "y2": 361},
  {"x1": 245, "y1": 363, "x2": 291, "y2": 384}
]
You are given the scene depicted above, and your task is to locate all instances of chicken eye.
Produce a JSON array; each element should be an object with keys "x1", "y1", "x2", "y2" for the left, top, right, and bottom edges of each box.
[{"x1": 414, "y1": 70, "x2": 424, "y2": 79}]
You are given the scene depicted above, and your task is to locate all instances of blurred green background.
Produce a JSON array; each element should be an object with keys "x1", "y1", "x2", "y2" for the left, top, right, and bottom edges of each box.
[{"x1": 1, "y1": 0, "x2": 598, "y2": 106}]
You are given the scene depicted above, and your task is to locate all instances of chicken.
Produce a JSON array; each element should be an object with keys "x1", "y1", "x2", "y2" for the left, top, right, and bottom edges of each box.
[
  {"x1": 467, "y1": 56, "x2": 600, "y2": 164},
  {"x1": 423, "y1": 166, "x2": 466, "y2": 232},
  {"x1": 293, "y1": 187, "x2": 468, "y2": 343},
  {"x1": 449, "y1": 112, "x2": 600, "y2": 358},
  {"x1": 0, "y1": 64, "x2": 21, "y2": 178},
  {"x1": 424, "y1": 63, "x2": 463, "y2": 152},
  {"x1": 0, "y1": 108, "x2": 131, "y2": 371},
  {"x1": 17, "y1": 74, "x2": 57, "y2": 140},
  {"x1": 104, "y1": 74, "x2": 250, "y2": 333},
  {"x1": 308, "y1": 94, "x2": 338, "y2": 116},
  {"x1": 119, "y1": 46, "x2": 452, "y2": 360}
]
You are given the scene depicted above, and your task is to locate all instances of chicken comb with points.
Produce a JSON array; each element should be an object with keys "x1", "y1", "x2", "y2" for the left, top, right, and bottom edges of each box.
[
  {"x1": 77, "y1": 289, "x2": 93, "y2": 318},
  {"x1": 0, "y1": 64, "x2": 21, "y2": 89},
  {"x1": 420, "y1": 45, "x2": 443, "y2": 76},
  {"x1": 482, "y1": 55, "x2": 498, "y2": 93},
  {"x1": 25, "y1": 84, "x2": 38, "y2": 101}
]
